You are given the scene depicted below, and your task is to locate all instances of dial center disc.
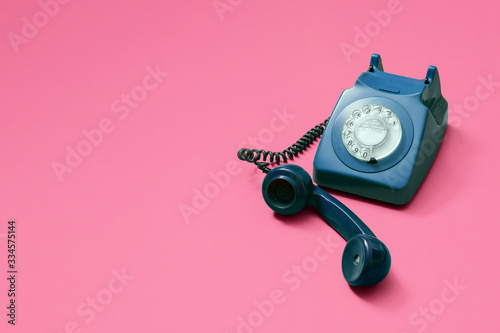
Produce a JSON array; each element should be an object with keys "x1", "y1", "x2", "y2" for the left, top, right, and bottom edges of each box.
[{"x1": 355, "y1": 116, "x2": 388, "y2": 146}]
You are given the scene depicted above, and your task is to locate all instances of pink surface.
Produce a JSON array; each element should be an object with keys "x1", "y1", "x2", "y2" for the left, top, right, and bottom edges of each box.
[{"x1": 1, "y1": 0, "x2": 499, "y2": 332}]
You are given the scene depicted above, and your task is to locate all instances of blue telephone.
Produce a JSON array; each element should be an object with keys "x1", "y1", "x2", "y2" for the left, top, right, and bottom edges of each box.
[
  {"x1": 313, "y1": 54, "x2": 448, "y2": 204},
  {"x1": 237, "y1": 54, "x2": 447, "y2": 286}
]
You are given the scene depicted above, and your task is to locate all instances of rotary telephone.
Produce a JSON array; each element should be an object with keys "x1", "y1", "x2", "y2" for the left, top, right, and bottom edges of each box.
[{"x1": 237, "y1": 54, "x2": 448, "y2": 286}]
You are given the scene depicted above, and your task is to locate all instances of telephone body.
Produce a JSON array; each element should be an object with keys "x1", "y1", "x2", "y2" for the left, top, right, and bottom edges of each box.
[{"x1": 313, "y1": 54, "x2": 447, "y2": 204}]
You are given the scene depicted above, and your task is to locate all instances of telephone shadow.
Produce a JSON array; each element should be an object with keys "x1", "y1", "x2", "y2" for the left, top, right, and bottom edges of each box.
[
  {"x1": 272, "y1": 204, "x2": 320, "y2": 227},
  {"x1": 349, "y1": 270, "x2": 406, "y2": 308}
]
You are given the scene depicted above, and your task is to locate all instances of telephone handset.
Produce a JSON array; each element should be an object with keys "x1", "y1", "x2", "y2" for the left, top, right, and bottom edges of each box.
[
  {"x1": 237, "y1": 54, "x2": 447, "y2": 287},
  {"x1": 261, "y1": 164, "x2": 391, "y2": 287}
]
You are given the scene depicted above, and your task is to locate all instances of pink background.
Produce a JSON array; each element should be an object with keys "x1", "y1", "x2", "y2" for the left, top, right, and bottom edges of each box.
[{"x1": 1, "y1": 0, "x2": 499, "y2": 332}]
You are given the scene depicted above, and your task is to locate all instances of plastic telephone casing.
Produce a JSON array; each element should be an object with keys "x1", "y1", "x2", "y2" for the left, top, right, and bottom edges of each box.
[{"x1": 313, "y1": 54, "x2": 448, "y2": 205}]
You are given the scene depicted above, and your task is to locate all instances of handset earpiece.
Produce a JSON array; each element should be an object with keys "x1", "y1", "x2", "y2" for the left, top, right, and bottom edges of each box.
[{"x1": 262, "y1": 164, "x2": 391, "y2": 286}]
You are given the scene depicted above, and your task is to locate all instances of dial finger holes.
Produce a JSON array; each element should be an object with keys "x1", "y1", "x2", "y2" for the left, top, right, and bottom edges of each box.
[{"x1": 342, "y1": 104, "x2": 403, "y2": 161}]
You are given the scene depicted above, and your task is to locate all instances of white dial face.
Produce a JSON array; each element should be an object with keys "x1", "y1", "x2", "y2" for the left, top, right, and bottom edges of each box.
[{"x1": 342, "y1": 104, "x2": 402, "y2": 161}]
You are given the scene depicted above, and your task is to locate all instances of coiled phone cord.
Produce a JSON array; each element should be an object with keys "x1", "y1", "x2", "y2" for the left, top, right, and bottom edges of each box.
[{"x1": 237, "y1": 118, "x2": 329, "y2": 173}]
